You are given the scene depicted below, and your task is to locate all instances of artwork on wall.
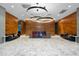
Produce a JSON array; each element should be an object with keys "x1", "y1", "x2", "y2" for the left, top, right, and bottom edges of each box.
[{"x1": 30, "y1": 31, "x2": 50, "y2": 38}]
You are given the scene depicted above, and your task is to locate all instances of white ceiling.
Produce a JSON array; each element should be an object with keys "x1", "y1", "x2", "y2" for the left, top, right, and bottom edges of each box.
[{"x1": 0, "y1": 3, "x2": 79, "y2": 21}]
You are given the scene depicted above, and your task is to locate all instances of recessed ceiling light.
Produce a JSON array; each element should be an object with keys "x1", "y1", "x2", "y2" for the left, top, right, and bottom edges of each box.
[
  {"x1": 11, "y1": 5, "x2": 14, "y2": 8},
  {"x1": 68, "y1": 5, "x2": 72, "y2": 8},
  {"x1": 57, "y1": 14, "x2": 60, "y2": 17},
  {"x1": 53, "y1": 18, "x2": 56, "y2": 20}
]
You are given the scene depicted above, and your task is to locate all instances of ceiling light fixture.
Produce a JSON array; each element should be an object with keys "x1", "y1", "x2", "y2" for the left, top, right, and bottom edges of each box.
[
  {"x1": 27, "y1": 6, "x2": 48, "y2": 12},
  {"x1": 53, "y1": 18, "x2": 56, "y2": 20},
  {"x1": 68, "y1": 5, "x2": 72, "y2": 8},
  {"x1": 37, "y1": 17, "x2": 53, "y2": 20},
  {"x1": 11, "y1": 5, "x2": 14, "y2": 8}
]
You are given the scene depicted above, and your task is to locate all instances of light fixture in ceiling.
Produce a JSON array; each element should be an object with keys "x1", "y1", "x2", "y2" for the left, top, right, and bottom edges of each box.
[
  {"x1": 29, "y1": 18, "x2": 54, "y2": 23},
  {"x1": 27, "y1": 6, "x2": 48, "y2": 12},
  {"x1": 68, "y1": 5, "x2": 72, "y2": 8},
  {"x1": 11, "y1": 5, "x2": 14, "y2": 8},
  {"x1": 36, "y1": 17, "x2": 53, "y2": 20},
  {"x1": 53, "y1": 18, "x2": 56, "y2": 20}
]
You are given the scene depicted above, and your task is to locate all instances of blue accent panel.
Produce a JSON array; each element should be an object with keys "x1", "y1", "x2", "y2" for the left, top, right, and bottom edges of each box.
[{"x1": 18, "y1": 25, "x2": 21, "y2": 32}]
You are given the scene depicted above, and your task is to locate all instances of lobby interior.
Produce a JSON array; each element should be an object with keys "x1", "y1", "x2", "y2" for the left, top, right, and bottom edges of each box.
[{"x1": 0, "y1": 3, "x2": 79, "y2": 56}]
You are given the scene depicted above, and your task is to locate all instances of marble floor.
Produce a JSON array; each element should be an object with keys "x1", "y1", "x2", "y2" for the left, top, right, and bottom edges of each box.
[{"x1": 0, "y1": 35, "x2": 79, "y2": 56}]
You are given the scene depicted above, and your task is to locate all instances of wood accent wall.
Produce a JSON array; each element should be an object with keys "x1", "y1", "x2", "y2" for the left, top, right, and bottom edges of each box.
[
  {"x1": 58, "y1": 12, "x2": 77, "y2": 35},
  {"x1": 25, "y1": 20, "x2": 55, "y2": 36},
  {"x1": 5, "y1": 12, "x2": 18, "y2": 35}
]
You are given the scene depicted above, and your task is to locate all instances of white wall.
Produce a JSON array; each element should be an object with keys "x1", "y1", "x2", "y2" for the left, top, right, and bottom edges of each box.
[{"x1": 0, "y1": 6, "x2": 5, "y2": 43}]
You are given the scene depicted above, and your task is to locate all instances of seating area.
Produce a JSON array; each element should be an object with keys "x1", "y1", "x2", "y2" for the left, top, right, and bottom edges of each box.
[
  {"x1": 60, "y1": 33, "x2": 76, "y2": 42},
  {"x1": 5, "y1": 32, "x2": 21, "y2": 42}
]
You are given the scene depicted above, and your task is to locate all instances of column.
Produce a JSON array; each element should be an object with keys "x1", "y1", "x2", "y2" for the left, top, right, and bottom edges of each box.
[{"x1": 0, "y1": 6, "x2": 5, "y2": 43}]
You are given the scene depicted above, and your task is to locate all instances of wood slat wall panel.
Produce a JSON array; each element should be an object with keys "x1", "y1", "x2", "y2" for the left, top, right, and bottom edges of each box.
[
  {"x1": 5, "y1": 12, "x2": 18, "y2": 35},
  {"x1": 25, "y1": 20, "x2": 55, "y2": 36},
  {"x1": 58, "y1": 12, "x2": 77, "y2": 35}
]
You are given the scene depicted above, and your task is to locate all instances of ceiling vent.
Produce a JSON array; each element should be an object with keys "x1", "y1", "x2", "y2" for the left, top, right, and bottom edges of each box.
[
  {"x1": 59, "y1": 9, "x2": 67, "y2": 14},
  {"x1": 22, "y1": 4, "x2": 31, "y2": 8}
]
